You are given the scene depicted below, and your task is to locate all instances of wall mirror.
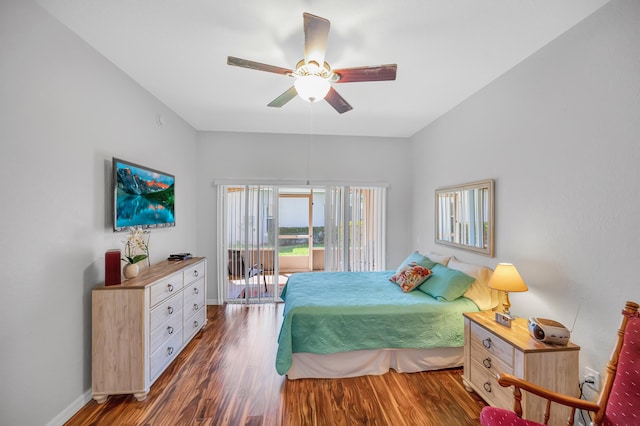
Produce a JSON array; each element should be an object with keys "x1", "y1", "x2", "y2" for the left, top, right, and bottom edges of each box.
[{"x1": 435, "y1": 179, "x2": 494, "y2": 257}]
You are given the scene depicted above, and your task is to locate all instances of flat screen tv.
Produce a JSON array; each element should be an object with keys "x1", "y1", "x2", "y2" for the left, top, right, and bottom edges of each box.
[{"x1": 113, "y1": 157, "x2": 175, "y2": 231}]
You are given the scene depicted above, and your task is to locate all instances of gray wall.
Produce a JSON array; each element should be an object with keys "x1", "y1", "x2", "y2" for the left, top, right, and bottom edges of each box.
[
  {"x1": 0, "y1": 1, "x2": 199, "y2": 424},
  {"x1": 410, "y1": 0, "x2": 640, "y2": 386}
]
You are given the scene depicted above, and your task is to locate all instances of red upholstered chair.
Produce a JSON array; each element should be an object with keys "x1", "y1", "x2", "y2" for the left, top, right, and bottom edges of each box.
[{"x1": 480, "y1": 301, "x2": 640, "y2": 426}]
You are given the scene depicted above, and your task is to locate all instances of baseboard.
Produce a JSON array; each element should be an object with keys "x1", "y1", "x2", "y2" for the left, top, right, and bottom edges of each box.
[
  {"x1": 207, "y1": 298, "x2": 222, "y2": 305},
  {"x1": 46, "y1": 389, "x2": 92, "y2": 426}
]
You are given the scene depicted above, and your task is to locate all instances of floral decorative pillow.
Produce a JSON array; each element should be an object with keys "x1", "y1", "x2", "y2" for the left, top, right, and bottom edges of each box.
[{"x1": 390, "y1": 262, "x2": 433, "y2": 292}]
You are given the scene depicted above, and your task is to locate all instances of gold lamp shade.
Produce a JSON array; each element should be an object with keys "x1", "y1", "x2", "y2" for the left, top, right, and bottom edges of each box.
[{"x1": 488, "y1": 263, "x2": 528, "y2": 316}]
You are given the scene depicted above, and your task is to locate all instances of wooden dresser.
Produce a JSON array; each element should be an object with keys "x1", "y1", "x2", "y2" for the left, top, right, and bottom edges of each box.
[
  {"x1": 92, "y1": 257, "x2": 207, "y2": 403},
  {"x1": 463, "y1": 311, "x2": 579, "y2": 425}
]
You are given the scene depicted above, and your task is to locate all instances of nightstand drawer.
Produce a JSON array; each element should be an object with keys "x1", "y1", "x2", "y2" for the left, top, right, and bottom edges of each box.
[
  {"x1": 469, "y1": 359, "x2": 513, "y2": 409},
  {"x1": 470, "y1": 338, "x2": 512, "y2": 376},
  {"x1": 470, "y1": 322, "x2": 513, "y2": 367}
]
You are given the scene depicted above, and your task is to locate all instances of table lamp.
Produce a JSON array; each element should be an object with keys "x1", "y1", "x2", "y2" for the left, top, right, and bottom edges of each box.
[{"x1": 488, "y1": 263, "x2": 528, "y2": 326}]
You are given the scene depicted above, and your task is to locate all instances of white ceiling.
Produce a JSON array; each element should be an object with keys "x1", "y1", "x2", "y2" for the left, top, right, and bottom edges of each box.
[{"x1": 37, "y1": 0, "x2": 609, "y2": 138}]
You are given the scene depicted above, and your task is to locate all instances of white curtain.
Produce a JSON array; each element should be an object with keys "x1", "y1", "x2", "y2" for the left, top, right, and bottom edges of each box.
[
  {"x1": 324, "y1": 186, "x2": 386, "y2": 272},
  {"x1": 217, "y1": 185, "x2": 278, "y2": 304}
]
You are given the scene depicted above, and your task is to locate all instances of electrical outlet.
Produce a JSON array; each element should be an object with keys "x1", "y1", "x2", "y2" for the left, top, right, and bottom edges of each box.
[{"x1": 584, "y1": 367, "x2": 601, "y2": 391}]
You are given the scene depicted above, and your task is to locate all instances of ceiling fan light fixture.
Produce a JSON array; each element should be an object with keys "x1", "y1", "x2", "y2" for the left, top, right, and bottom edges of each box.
[{"x1": 294, "y1": 75, "x2": 330, "y2": 103}]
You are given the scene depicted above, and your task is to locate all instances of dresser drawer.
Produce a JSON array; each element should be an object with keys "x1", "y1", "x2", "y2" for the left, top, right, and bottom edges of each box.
[
  {"x1": 184, "y1": 305, "x2": 206, "y2": 342},
  {"x1": 150, "y1": 327, "x2": 183, "y2": 382},
  {"x1": 184, "y1": 277, "x2": 205, "y2": 313},
  {"x1": 150, "y1": 272, "x2": 183, "y2": 307},
  {"x1": 150, "y1": 292, "x2": 183, "y2": 333},
  {"x1": 150, "y1": 312, "x2": 183, "y2": 354},
  {"x1": 184, "y1": 261, "x2": 205, "y2": 286},
  {"x1": 469, "y1": 358, "x2": 513, "y2": 409},
  {"x1": 470, "y1": 322, "x2": 513, "y2": 367}
]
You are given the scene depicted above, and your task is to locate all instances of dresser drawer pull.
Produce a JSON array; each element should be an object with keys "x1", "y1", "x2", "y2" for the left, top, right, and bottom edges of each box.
[
  {"x1": 168, "y1": 306, "x2": 174, "y2": 315},
  {"x1": 167, "y1": 326, "x2": 174, "y2": 335},
  {"x1": 194, "y1": 287, "x2": 199, "y2": 295},
  {"x1": 483, "y1": 382, "x2": 492, "y2": 393},
  {"x1": 482, "y1": 357, "x2": 492, "y2": 369},
  {"x1": 482, "y1": 338, "x2": 492, "y2": 349},
  {"x1": 167, "y1": 284, "x2": 174, "y2": 292},
  {"x1": 193, "y1": 303, "x2": 199, "y2": 311},
  {"x1": 167, "y1": 347, "x2": 174, "y2": 356},
  {"x1": 194, "y1": 320, "x2": 199, "y2": 328},
  {"x1": 193, "y1": 270, "x2": 199, "y2": 278}
]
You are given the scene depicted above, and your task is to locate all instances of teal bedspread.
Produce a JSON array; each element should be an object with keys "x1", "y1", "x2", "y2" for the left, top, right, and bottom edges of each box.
[{"x1": 276, "y1": 271, "x2": 479, "y2": 375}]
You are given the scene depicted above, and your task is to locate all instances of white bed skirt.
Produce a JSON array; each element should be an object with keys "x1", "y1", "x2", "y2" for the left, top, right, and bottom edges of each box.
[{"x1": 286, "y1": 347, "x2": 464, "y2": 380}]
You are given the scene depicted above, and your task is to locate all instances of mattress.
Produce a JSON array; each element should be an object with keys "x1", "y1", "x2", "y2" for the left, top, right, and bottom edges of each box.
[{"x1": 276, "y1": 270, "x2": 479, "y2": 376}]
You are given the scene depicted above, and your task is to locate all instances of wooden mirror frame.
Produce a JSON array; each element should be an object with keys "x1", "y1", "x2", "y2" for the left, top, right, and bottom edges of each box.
[{"x1": 435, "y1": 179, "x2": 494, "y2": 257}]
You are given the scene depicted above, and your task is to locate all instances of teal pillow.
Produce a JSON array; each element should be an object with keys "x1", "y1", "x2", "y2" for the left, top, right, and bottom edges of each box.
[
  {"x1": 417, "y1": 264, "x2": 475, "y2": 302},
  {"x1": 395, "y1": 251, "x2": 437, "y2": 274}
]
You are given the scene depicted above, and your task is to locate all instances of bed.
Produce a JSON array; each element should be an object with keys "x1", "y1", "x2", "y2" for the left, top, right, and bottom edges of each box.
[{"x1": 276, "y1": 252, "x2": 499, "y2": 379}]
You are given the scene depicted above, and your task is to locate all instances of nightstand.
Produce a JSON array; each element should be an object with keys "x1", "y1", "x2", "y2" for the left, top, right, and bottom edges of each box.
[{"x1": 463, "y1": 311, "x2": 580, "y2": 425}]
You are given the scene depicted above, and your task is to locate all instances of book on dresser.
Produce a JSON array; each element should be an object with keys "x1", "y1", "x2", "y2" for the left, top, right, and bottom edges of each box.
[{"x1": 91, "y1": 257, "x2": 207, "y2": 403}]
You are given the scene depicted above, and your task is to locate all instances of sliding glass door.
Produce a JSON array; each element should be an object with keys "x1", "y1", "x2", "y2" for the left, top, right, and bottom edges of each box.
[
  {"x1": 217, "y1": 184, "x2": 386, "y2": 303},
  {"x1": 219, "y1": 185, "x2": 278, "y2": 303}
]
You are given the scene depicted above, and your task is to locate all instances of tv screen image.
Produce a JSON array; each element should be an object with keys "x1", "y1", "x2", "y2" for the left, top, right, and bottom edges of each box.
[{"x1": 113, "y1": 158, "x2": 175, "y2": 231}]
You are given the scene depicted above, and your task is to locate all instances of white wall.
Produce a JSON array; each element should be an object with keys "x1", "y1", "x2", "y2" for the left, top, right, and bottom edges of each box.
[
  {"x1": 411, "y1": 0, "x2": 640, "y2": 383},
  {"x1": 0, "y1": 1, "x2": 199, "y2": 424},
  {"x1": 196, "y1": 132, "x2": 412, "y2": 302}
]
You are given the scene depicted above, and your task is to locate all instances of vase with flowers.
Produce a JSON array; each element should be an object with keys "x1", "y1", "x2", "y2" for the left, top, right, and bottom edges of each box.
[{"x1": 122, "y1": 227, "x2": 150, "y2": 279}]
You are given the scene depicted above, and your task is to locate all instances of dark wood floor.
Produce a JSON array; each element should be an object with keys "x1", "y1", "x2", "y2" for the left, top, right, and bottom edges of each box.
[{"x1": 67, "y1": 304, "x2": 487, "y2": 425}]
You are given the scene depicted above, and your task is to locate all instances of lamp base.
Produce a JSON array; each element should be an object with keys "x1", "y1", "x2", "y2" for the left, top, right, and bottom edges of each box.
[{"x1": 495, "y1": 311, "x2": 513, "y2": 327}]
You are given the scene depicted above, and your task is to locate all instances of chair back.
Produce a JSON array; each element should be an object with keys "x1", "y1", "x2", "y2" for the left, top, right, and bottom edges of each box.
[
  {"x1": 595, "y1": 301, "x2": 640, "y2": 425},
  {"x1": 228, "y1": 249, "x2": 245, "y2": 279}
]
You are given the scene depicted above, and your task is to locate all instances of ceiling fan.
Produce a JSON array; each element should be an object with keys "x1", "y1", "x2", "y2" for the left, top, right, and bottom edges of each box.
[{"x1": 227, "y1": 12, "x2": 397, "y2": 114}]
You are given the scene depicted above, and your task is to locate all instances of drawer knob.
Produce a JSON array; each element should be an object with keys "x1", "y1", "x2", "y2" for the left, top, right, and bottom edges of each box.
[
  {"x1": 482, "y1": 338, "x2": 492, "y2": 349},
  {"x1": 167, "y1": 347, "x2": 174, "y2": 356},
  {"x1": 194, "y1": 287, "x2": 199, "y2": 295},
  {"x1": 482, "y1": 357, "x2": 492, "y2": 369},
  {"x1": 167, "y1": 326, "x2": 174, "y2": 335},
  {"x1": 168, "y1": 284, "x2": 174, "y2": 292},
  {"x1": 483, "y1": 382, "x2": 492, "y2": 393},
  {"x1": 194, "y1": 320, "x2": 199, "y2": 328},
  {"x1": 193, "y1": 270, "x2": 199, "y2": 278},
  {"x1": 193, "y1": 303, "x2": 199, "y2": 311},
  {"x1": 168, "y1": 306, "x2": 174, "y2": 315}
]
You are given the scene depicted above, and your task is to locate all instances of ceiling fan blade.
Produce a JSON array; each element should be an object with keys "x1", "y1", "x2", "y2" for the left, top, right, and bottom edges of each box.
[
  {"x1": 325, "y1": 87, "x2": 353, "y2": 114},
  {"x1": 267, "y1": 86, "x2": 298, "y2": 108},
  {"x1": 227, "y1": 56, "x2": 294, "y2": 76},
  {"x1": 303, "y1": 13, "x2": 330, "y2": 67},
  {"x1": 333, "y1": 64, "x2": 397, "y2": 83}
]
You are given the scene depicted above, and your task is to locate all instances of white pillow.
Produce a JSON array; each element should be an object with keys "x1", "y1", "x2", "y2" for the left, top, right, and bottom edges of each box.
[
  {"x1": 423, "y1": 251, "x2": 451, "y2": 266},
  {"x1": 447, "y1": 257, "x2": 499, "y2": 310}
]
